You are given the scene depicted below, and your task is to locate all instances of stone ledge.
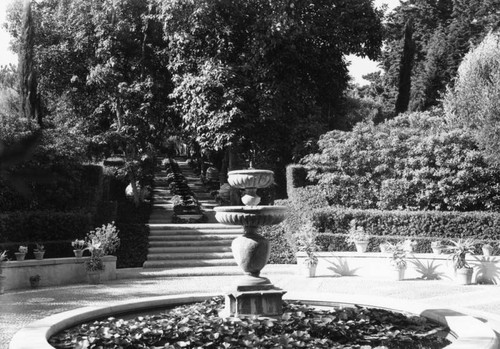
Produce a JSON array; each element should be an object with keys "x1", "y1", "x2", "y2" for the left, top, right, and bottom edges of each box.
[
  {"x1": 8, "y1": 292, "x2": 498, "y2": 349},
  {"x1": 1, "y1": 256, "x2": 116, "y2": 291},
  {"x1": 297, "y1": 252, "x2": 500, "y2": 284}
]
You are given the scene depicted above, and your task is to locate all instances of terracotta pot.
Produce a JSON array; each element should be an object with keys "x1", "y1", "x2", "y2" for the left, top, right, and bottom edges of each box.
[
  {"x1": 354, "y1": 241, "x2": 369, "y2": 253},
  {"x1": 455, "y1": 267, "x2": 473, "y2": 285},
  {"x1": 34, "y1": 251, "x2": 45, "y2": 260},
  {"x1": 15, "y1": 252, "x2": 26, "y2": 261},
  {"x1": 87, "y1": 271, "x2": 103, "y2": 284},
  {"x1": 73, "y1": 250, "x2": 84, "y2": 258}
]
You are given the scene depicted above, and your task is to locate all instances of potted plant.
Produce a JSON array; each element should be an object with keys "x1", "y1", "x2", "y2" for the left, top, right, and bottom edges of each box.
[
  {"x1": 71, "y1": 239, "x2": 86, "y2": 258},
  {"x1": 346, "y1": 219, "x2": 370, "y2": 253},
  {"x1": 296, "y1": 222, "x2": 319, "y2": 277},
  {"x1": 379, "y1": 241, "x2": 391, "y2": 253},
  {"x1": 402, "y1": 239, "x2": 418, "y2": 253},
  {"x1": 387, "y1": 242, "x2": 407, "y2": 281},
  {"x1": 33, "y1": 243, "x2": 45, "y2": 260},
  {"x1": 431, "y1": 240, "x2": 444, "y2": 254},
  {"x1": 482, "y1": 243, "x2": 494, "y2": 257},
  {"x1": 29, "y1": 274, "x2": 41, "y2": 288},
  {"x1": 446, "y1": 238, "x2": 476, "y2": 285},
  {"x1": 86, "y1": 222, "x2": 120, "y2": 256},
  {"x1": 85, "y1": 255, "x2": 105, "y2": 284},
  {"x1": 15, "y1": 245, "x2": 28, "y2": 261}
]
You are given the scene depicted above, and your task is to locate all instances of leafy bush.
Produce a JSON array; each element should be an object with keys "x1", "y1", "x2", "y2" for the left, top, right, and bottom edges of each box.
[
  {"x1": 444, "y1": 32, "x2": 500, "y2": 167},
  {"x1": 303, "y1": 111, "x2": 500, "y2": 211},
  {"x1": 286, "y1": 164, "x2": 311, "y2": 198},
  {"x1": 258, "y1": 224, "x2": 296, "y2": 264}
]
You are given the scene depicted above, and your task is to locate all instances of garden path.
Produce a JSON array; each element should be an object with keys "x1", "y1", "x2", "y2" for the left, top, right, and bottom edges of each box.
[{"x1": 142, "y1": 158, "x2": 239, "y2": 269}]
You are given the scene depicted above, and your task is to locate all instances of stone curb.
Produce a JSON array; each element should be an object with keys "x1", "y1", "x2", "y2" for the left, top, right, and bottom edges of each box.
[{"x1": 9, "y1": 292, "x2": 498, "y2": 349}]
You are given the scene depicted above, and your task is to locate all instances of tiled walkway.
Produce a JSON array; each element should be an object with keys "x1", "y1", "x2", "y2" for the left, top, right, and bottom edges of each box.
[{"x1": 3, "y1": 265, "x2": 500, "y2": 348}]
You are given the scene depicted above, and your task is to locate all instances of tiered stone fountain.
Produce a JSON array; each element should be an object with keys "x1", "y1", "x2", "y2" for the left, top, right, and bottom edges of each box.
[{"x1": 214, "y1": 169, "x2": 287, "y2": 318}]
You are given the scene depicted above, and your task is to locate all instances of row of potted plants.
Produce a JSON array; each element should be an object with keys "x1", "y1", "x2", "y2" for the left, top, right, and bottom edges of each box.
[
  {"x1": 0, "y1": 222, "x2": 120, "y2": 287},
  {"x1": 164, "y1": 159, "x2": 206, "y2": 223},
  {"x1": 298, "y1": 220, "x2": 491, "y2": 285}
]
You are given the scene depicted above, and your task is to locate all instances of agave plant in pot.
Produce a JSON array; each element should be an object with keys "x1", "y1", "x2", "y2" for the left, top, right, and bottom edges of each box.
[
  {"x1": 296, "y1": 221, "x2": 319, "y2": 277},
  {"x1": 346, "y1": 219, "x2": 370, "y2": 253},
  {"x1": 446, "y1": 238, "x2": 476, "y2": 285}
]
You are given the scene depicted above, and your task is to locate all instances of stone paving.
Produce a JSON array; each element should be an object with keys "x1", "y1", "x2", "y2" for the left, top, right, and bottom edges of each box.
[{"x1": 3, "y1": 266, "x2": 500, "y2": 348}]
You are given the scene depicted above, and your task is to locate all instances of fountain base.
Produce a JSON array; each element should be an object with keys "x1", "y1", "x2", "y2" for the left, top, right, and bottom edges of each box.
[{"x1": 221, "y1": 288, "x2": 287, "y2": 318}]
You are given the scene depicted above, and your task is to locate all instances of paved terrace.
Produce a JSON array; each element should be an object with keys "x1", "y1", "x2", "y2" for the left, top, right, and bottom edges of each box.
[{"x1": 2, "y1": 265, "x2": 500, "y2": 348}]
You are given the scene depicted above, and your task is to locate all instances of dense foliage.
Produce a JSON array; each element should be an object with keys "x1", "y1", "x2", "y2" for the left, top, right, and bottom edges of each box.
[
  {"x1": 162, "y1": 0, "x2": 383, "y2": 172},
  {"x1": 444, "y1": 32, "x2": 500, "y2": 167},
  {"x1": 303, "y1": 111, "x2": 500, "y2": 211},
  {"x1": 49, "y1": 297, "x2": 450, "y2": 349},
  {"x1": 376, "y1": 0, "x2": 500, "y2": 113}
]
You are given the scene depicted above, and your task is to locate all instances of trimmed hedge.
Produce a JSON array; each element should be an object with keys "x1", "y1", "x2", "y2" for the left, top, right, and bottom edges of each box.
[
  {"x1": 312, "y1": 207, "x2": 500, "y2": 253},
  {"x1": 286, "y1": 164, "x2": 311, "y2": 198},
  {"x1": 0, "y1": 210, "x2": 92, "y2": 242},
  {"x1": 0, "y1": 210, "x2": 92, "y2": 260}
]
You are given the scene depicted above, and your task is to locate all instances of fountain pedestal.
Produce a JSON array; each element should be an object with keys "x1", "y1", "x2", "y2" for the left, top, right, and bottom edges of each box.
[{"x1": 215, "y1": 169, "x2": 287, "y2": 318}]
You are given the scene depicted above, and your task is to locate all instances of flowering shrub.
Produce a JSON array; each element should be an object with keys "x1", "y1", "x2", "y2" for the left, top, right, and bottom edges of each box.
[
  {"x1": 86, "y1": 222, "x2": 120, "y2": 256},
  {"x1": 303, "y1": 111, "x2": 500, "y2": 211}
]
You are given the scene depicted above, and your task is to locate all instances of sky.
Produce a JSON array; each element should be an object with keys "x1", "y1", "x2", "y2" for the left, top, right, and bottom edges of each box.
[{"x1": 0, "y1": 0, "x2": 400, "y2": 84}]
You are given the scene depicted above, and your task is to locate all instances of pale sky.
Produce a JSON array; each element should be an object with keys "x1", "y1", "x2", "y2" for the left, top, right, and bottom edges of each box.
[{"x1": 0, "y1": 0, "x2": 400, "y2": 84}]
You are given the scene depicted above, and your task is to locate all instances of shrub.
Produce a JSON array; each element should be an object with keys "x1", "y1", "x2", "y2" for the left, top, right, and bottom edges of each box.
[
  {"x1": 286, "y1": 164, "x2": 311, "y2": 198},
  {"x1": 302, "y1": 111, "x2": 500, "y2": 211},
  {"x1": 444, "y1": 32, "x2": 500, "y2": 167},
  {"x1": 258, "y1": 224, "x2": 296, "y2": 264}
]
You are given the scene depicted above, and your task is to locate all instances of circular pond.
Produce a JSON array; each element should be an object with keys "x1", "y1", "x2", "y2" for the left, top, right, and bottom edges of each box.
[{"x1": 9, "y1": 292, "x2": 498, "y2": 349}]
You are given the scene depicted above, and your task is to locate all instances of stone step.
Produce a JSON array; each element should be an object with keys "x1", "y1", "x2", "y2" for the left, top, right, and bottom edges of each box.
[
  {"x1": 149, "y1": 234, "x2": 239, "y2": 241},
  {"x1": 149, "y1": 228, "x2": 242, "y2": 235},
  {"x1": 148, "y1": 223, "x2": 239, "y2": 230},
  {"x1": 149, "y1": 233, "x2": 240, "y2": 241},
  {"x1": 143, "y1": 259, "x2": 237, "y2": 268},
  {"x1": 147, "y1": 251, "x2": 233, "y2": 260},
  {"x1": 149, "y1": 246, "x2": 232, "y2": 254},
  {"x1": 149, "y1": 240, "x2": 232, "y2": 247}
]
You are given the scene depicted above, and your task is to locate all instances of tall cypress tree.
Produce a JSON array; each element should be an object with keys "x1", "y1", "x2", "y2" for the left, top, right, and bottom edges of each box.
[
  {"x1": 18, "y1": 0, "x2": 40, "y2": 125},
  {"x1": 395, "y1": 19, "x2": 415, "y2": 115}
]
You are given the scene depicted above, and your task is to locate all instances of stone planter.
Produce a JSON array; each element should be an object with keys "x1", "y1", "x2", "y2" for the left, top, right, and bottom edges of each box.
[
  {"x1": 301, "y1": 263, "x2": 317, "y2": 278},
  {"x1": 354, "y1": 241, "x2": 369, "y2": 253},
  {"x1": 431, "y1": 247, "x2": 443, "y2": 254},
  {"x1": 393, "y1": 266, "x2": 406, "y2": 281},
  {"x1": 74, "y1": 250, "x2": 84, "y2": 258},
  {"x1": 34, "y1": 251, "x2": 45, "y2": 260},
  {"x1": 15, "y1": 253, "x2": 26, "y2": 261},
  {"x1": 87, "y1": 270, "x2": 103, "y2": 284},
  {"x1": 455, "y1": 267, "x2": 474, "y2": 285}
]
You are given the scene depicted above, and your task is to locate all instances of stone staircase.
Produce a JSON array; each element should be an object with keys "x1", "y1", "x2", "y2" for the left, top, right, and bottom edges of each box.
[{"x1": 143, "y1": 158, "x2": 240, "y2": 269}]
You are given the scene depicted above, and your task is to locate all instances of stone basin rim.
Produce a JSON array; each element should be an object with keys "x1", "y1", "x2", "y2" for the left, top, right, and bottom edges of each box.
[
  {"x1": 228, "y1": 169, "x2": 274, "y2": 175},
  {"x1": 9, "y1": 291, "x2": 498, "y2": 349},
  {"x1": 214, "y1": 205, "x2": 287, "y2": 213}
]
